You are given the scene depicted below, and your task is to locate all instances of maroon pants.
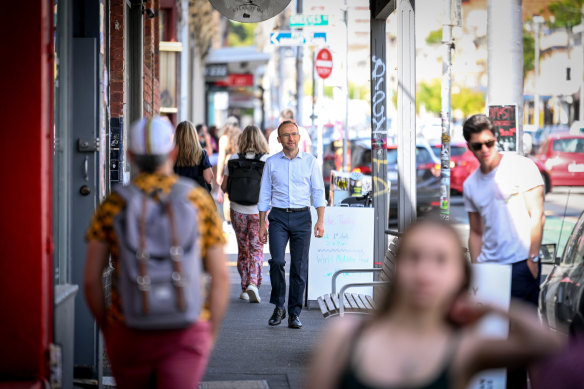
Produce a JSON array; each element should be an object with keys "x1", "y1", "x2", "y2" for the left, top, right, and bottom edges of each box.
[{"x1": 104, "y1": 320, "x2": 212, "y2": 389}]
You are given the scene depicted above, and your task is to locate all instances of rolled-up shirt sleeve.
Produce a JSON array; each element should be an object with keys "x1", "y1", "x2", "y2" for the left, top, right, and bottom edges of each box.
[
  {"x1": 258, "y1": 159, "x2": 272, "y2": 212},
  {"x1": 310, "y1": 159, "x2": 327, "y2": 208}
]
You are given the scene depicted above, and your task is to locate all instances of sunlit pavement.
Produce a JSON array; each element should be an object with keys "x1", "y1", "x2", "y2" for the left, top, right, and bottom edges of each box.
[{"x1": 201, "y1": 222, "x2": 324, "y2": 389}]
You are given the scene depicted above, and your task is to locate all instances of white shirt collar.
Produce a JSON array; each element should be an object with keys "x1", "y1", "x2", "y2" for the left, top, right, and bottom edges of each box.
[{"x1": 278, "y1": 150, "x2": 303, "y2": 159}]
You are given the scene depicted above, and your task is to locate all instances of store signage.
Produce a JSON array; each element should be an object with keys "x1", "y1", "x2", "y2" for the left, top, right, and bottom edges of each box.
[
  {"x1": 270, "y1": 31, "x2": 327, "y2": 46},
  {"x1": 204, "y1": 63, "x2": 228, "y2": 80},
  {"x1": 315, "y1": 48, "x2": 333, "y2": 79},
  {"x1": 488, "y1": 105, "x2": 517, "y2": 152},
  {"x1": 215, "y1": 73, "x2": 254, "y2": 87},
  {"x1": 289, "y1": 14, "x2": 329, "y2": 27}
]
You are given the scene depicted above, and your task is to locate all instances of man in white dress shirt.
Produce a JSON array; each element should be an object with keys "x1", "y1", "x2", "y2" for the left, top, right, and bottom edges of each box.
[{"x1": 258, "y1": 120, "x2": 326, "y2": 329}]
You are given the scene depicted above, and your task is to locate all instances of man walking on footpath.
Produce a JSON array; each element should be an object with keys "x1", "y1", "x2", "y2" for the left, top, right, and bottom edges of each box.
[
  {"x1": 258, "y1": 120, "x2": 326, "y2": 329},
  {"x1": 84, "y1": 116, "x2": 229, "y2": 388},
  {"x1": 463, "y1": 114, "x2": 545, "y2": 305}
]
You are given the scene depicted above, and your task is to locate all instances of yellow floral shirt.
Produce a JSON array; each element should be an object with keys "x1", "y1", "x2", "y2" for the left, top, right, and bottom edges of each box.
[{"x1": 86, "y1": 173, "x2": 225, "y2": 323}]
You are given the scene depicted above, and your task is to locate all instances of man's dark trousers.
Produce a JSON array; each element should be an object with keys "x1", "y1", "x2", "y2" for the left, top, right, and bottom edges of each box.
[
  {"x1": 268, "y1": 208, "x2": 312, "y2": 316},
  {"x1": 507, "y1": 259, "x2": 542, "y2": 389}
]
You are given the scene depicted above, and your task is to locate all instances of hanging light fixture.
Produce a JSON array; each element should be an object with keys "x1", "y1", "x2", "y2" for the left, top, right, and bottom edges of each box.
[{"x1": 208, "y1": 0, "x2": 291, "y2": 23}]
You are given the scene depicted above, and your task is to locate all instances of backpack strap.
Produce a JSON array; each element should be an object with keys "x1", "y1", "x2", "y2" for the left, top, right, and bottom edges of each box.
[
  {"x1": 116, "y1": 183, "x2": 152, "y2": 316},
  {"x1": 165, "y1": 201, "x2": 187, "y2": 312},
  {"x1": 166, "y1": 177, "x2": 196, "y2": 312},
  {"x1": 254, "y1": 153, "x2": 263, "y2": 161},
  {"x1": 136, "y1": 196, "x2": 151, "y2": 315}
]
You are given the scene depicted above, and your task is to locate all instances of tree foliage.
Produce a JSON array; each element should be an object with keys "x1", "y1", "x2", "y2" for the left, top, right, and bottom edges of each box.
[
  {"x1": 426, "y1": 28, "x2": 443, "y2": 45},
  {"x1": 417, "y1": 79, "x2": 485, "y2": 117},
  {"x1": 417, "y1": 80, "x2": 442, "y2": 113},
  {"x1": 451, "y1": 87, "x2": 486, "y2": 118},
  {"x1": 523, "y1": 28, "x2": 535, "y2": 75},
  {"x1": 545, "y1": 0, "x2": 583, "y2": 28},
  {"x1": 227, "y1": 21, "x2": 257, "y2": 47}
]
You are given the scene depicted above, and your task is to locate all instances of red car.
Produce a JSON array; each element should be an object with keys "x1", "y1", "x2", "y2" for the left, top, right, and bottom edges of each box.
[
  {"x1": 431, "y1": 143, "x2": 479, "y2": 194},
  {"x1": 533, "y1": 134, "x2": 584, "y2": 188}
]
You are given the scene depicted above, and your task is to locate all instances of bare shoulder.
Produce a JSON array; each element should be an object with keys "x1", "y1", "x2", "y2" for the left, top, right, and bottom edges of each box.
[{"x1": 324, "y1": 316, "x2": 364, "y2": 340}]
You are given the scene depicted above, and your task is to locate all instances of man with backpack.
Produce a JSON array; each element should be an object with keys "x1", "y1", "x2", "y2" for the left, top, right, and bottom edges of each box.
[{"x1": 83, "y1": 116, "x2": 229, "y2": 388}]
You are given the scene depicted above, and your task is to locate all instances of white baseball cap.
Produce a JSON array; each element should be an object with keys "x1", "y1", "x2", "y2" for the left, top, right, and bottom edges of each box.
[{"x1": 129, "y1": 116, "x2": 175, "y2": 155}]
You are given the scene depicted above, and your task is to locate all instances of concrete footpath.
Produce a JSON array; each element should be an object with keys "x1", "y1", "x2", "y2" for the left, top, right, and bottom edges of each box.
[{"x1": 201, "y1": 250, "x2": 326, "y2": 389}]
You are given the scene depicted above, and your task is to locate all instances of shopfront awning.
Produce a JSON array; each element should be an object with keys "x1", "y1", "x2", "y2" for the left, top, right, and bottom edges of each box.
[{"x1": 205, "y1": 47, "x2": 270, "y2": 74}]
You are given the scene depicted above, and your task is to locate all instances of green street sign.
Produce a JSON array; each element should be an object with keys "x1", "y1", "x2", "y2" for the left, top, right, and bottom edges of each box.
[{"x1": 289, "y1": 14, "x2": 329, "y2": 27}]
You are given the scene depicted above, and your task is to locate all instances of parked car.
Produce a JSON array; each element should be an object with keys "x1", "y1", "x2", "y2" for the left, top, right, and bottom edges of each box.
[
  {"x1": 533, "y1": 134, "x2": 584, "y2": 188},
  {"x1": 539, "y1": 210, "x2": 584, "y2": 334},
  {"x1": 532, "y1": 125, "x2": 570, "y2": 154},
  {"x1": 430, "y1": 143, "x2": 479, "y2": 194},
  {"x1": 350, "y1": 138, "x2": 441, "y2": 215}
]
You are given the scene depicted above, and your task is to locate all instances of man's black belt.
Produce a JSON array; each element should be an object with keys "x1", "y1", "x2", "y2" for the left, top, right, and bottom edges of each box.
[{"x1": 273, "y1": 206, "x2": 310, "y2": 213}]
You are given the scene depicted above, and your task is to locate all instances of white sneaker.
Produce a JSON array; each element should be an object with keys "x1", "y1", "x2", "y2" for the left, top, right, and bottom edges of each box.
[
  {"x1": 240, "y1": 291, "x2": 249, "y2": 301},
  {"x1": 223, "y1": 220, "x2": 232, "y2": 231},
  {"x1": 246, "y1": 284, "x2": 261, "y2": 303}
]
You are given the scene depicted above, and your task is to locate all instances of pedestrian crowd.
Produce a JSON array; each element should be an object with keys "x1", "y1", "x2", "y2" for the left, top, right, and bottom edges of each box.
[{"x1": 83, "y1": 112, "x2": 578, "y2": 389}]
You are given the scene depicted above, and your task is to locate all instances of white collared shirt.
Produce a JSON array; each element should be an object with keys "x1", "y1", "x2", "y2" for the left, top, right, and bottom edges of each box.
[{"x1": 258, "y1": 150, "x2": 326, "y2": 212}]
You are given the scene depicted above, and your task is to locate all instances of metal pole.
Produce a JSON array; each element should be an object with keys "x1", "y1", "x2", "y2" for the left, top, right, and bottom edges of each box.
[
  {"x1": 397, "y1": 0, "x2": 417, "y2": 231},
  {"x1": 578, "y1": 3, "x2": 584, "y2": 120},
  {"x1": 343, "y1": 1, "x2": 349, "y2": 171},
  {"x1": 533, "y1": 15, "x2": 543, "y2": 129},
  {"x1": 278, "y1": 46, "x2": 284, "y2": 115},
  {"x1": 296, "y1": 0, "x2": 303, "y2": 126},
  {"x1": 439, "y1": 0, "x2": 453, "y2": 221},
  {"x1": 487, "y1": 0, "x2": 523, "y2": 154},
  {"x1": 178, "y1": 0, "x2": 189, "y2": 122},
  {"x1": 311, "y1": 48, "x2": 315, "y2": 128},
  {"x1": 317, "y1": 75, "x2": 324, "y2": 169}
]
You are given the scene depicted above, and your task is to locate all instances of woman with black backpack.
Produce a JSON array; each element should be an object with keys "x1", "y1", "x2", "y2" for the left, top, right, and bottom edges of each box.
[
  {"x1": 174, "y1": 121, "x2": 213, "y2": 192},
  {"x1": 221, "y1": 125, "x2": 269, "y2": 303}
]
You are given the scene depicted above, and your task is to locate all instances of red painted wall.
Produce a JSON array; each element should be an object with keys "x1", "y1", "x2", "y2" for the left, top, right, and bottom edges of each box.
[{"x1": 0, "y1": 0, "x2": 52, "y2": 382}]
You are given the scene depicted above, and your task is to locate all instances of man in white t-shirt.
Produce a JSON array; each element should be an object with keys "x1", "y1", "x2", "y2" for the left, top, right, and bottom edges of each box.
[
  {"x1": 269, "y1": 109, "x2": 312, "y2": 155},
  {"x1": 463, "y1": 114, "x2": 545, "y2": 308}
]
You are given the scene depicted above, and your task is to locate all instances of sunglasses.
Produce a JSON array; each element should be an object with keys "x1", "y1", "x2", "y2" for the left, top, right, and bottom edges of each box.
[{"x1": 469, "y1": 139, "x2": 496, "y2": 151}]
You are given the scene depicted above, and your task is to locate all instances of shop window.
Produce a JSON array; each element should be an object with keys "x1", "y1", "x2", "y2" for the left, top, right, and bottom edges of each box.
[{"x1": 159, "y1": 41, "x2": 181, "y2": 114}]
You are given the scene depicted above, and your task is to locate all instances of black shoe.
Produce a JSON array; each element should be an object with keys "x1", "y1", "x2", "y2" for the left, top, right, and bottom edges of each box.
[
  {"x1": 288, "y1": 315, "x2": 302, "y2": 329},
  {"x1": 269, "y1": 307, "x2": 286, "y2": 326}
]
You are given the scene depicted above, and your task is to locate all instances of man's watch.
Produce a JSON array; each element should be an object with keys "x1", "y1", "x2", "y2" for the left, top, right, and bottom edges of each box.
[{"x1": 529, "y1": 254, "x2": 540, "y2": 263}]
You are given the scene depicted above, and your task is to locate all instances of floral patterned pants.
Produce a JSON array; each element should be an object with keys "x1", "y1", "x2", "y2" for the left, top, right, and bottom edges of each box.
[{"x1": 230, "y1": 209, "x2": 264, "y2": 291}]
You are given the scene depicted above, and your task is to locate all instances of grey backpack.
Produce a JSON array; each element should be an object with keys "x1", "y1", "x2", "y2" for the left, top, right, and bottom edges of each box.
[{"x1": 113, "y1": 178, "x2": 203, "y2": 329}]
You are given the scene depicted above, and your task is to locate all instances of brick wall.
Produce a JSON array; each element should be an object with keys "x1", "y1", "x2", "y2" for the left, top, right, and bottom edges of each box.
[
  {"x1": 144, "y1": 0, "x2": 161, "y2": 118},
  {"x1": 109, "y1": 0, "x2": 124, "y2": 118},
  {"x1": 109, "y1": 0, "x2": 161, "y2": 119}
]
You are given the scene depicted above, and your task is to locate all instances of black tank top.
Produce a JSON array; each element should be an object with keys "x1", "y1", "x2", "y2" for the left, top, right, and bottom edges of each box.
[{"x1": 337, "y1": 323, "x2": 458, "y2": 389}]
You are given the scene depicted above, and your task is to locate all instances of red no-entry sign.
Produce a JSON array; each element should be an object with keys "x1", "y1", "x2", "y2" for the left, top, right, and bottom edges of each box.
[{"x1": 315, "y1": 48, "x2": 333, "y2": 79}]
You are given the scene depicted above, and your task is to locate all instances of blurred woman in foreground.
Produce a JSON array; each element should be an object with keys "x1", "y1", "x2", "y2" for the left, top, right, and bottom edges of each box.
[{"x1": 307, "y1": 219, "x2": 562, "y2": 389}]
